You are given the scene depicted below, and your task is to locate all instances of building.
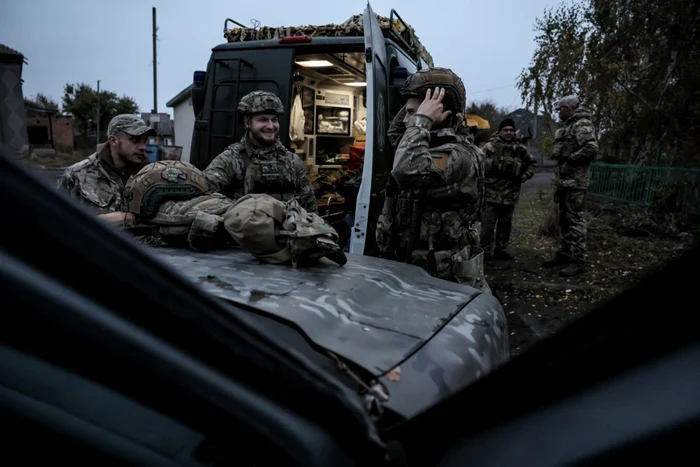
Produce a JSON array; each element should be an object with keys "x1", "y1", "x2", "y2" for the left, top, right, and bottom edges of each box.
[
  {"x1": 140, "y1": 112, "x2": 174, "y2": 146},
  {"x1": 24, "y1": 101, "x2": 74, "y2": 152},
  {"x1": 502, "y1": 108, "x2": 560, "y2": 166},
  {"x1": 166, "y1": 85, "x2": 194, "y2": 163},
  {"x1": 0, "y1": 44, "x2": 29, "y2": 157}
]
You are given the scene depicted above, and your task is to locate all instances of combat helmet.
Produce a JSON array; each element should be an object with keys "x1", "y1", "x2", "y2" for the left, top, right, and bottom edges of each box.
[
  {"x1": 237, "y1": 91, "x2": 284, "y2": 118},
  {"x1": 401, "y1": 67, "x2": 467, "y2": 124},
  {"x1": 124, "y1": 160, "x2": 211, "y2": 219}
]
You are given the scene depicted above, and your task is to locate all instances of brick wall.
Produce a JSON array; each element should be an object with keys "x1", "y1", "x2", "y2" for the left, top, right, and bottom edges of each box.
[{"x1": 25, "y1": 112, "x2": 74, "y2": 152}]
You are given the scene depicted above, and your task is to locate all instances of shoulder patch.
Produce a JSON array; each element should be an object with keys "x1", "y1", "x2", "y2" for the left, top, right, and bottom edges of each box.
[{"x1": 431, "y1": 152, "x2": 450, "y2": 171}]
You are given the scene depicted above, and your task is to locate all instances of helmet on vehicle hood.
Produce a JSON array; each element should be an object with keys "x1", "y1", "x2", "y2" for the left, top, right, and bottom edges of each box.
[
  {"x1": 123, "y1": 160, "x2": 211, "y2": 219},
  {"x1": 237, "y1": 91, "x2": 285, "y2": 117},
  {"x1": 400, "y1": 67, "x2": 467, "y2": 118}
]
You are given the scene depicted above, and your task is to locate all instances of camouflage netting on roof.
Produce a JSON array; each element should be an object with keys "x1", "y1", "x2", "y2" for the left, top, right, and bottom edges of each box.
[{"x1": 224, "y1": 13, "x2": 434, "y2": 68}]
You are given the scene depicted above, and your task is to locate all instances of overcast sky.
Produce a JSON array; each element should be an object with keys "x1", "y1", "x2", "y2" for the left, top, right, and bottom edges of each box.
[{"x1": 1, "y1": 0, "x2": 557, "y2": 118}]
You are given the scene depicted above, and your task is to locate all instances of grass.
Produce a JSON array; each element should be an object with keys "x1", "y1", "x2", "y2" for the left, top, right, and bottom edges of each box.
[{"x1": 486, "y1": 188, "x2": 695, "y2": 356}]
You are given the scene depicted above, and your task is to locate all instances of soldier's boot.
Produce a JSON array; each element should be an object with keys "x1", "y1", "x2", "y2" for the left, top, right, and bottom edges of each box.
[
  {"x1": 560, "y1": 261, "x2": 585, "y2": 277},
  {"x1": 542, "y1": 252, "x2": 568, "y2": 268},
  {"x1": 494, "y1": 249, "x2": 514, "y2": 260}
]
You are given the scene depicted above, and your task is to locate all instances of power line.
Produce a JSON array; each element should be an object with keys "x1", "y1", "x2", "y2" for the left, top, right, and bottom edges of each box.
[{"x1": 469, "y1": 84, "x2": 515, "y2": 95}]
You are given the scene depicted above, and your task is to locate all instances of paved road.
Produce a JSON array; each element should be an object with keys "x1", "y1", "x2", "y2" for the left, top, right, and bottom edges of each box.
[{"x1": 523, "y1": 171, "x2": 554, "y2": 193}]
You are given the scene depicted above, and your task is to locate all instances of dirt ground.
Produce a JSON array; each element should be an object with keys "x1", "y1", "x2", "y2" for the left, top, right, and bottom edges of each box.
[{"x1": 485, "y1": 187, "x2": 696, "y2": 358}]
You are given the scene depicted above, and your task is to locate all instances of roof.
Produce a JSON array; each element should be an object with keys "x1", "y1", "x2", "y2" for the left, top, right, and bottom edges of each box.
[
  {"x1": 224, "y1": 12, "x2": 434, "y2": 67},
  {"x1": 166, "y1": 84, "x2": 193, "y2": 108},
  {"x1": 24, "y1": 101, "x2": 60, "y2": 115},
  {"x1": 503, "y1": 108, "x2": 559, "y2": 137},
  {"x1": 0, "y1": 43, "x2": 26, "y2": 65},
  {"x1": 141, "y1": 112, "x2": 174, "y2": 136},
  {"x1": 0, "y1": 44, "x2": 23, "y2": 56}
]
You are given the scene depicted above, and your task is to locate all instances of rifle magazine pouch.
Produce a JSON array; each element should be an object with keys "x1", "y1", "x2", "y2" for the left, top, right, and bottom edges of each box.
[
  {"x1": 451, "y1": 246, "x2": 491, "y2": 293},
  {"x1": 410, "y1": 249, "x2": 452, "y2": 281}
]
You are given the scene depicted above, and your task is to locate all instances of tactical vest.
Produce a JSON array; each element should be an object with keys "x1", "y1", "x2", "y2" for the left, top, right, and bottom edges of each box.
[
  {"x1": 552, "y1": 127, "x2": 576, "y2": 160},
  {"x1": 239, "y1": 142, "x2": 298, "y2": 204},
  {"x1": 485, "y1": 142, "x2": 524, "y2": 180}
]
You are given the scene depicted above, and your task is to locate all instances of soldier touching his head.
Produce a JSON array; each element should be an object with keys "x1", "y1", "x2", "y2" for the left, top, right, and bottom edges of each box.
[
  {"x1": 542, "y1": 94, "x2": 598, "y2": 277},
  {"x1": 56, "y1": 114, "x2": 157, "y2": 213},
  {"x1": 202, "y1": 91, "x2": 318, "y2": 213},
  {"x1": 376, "y1": 67, "x2": 489, "y2": 292},
  {"x1": 480, "y1": 118, "x2": 537, "y2": 260}
]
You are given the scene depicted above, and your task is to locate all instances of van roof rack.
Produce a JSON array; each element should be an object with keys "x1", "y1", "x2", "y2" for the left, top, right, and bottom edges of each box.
[{"x1": 223, "y1": 11, "x2": 434, "y2": 68}]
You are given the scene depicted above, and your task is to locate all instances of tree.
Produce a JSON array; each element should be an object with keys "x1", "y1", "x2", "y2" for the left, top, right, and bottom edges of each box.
[
  {"x1": 517, "y1": 0, "x2": 700, "y2": 166},
  {"x1": 25, "y1": 93, "x2": 60, "y2": 111},
  {"x1": 62, "y1": 82, "x2": 140, "y2": 141},
  {"x1": 466, "y1": 99, "x2": 512, "y2": 127}
]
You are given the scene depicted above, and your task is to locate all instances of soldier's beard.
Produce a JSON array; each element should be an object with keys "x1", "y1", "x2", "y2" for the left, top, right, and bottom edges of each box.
[{"x1": 248, "y1": 128, "x2": 278, "y2": 147}]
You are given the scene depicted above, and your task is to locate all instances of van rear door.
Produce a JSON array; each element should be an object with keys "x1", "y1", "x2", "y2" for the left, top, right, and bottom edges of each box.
[
  {"x1": 190, "y1": 48, "x2": 294, "y2": 170},
  {"x1": 350, "y1": 2, "x2": 390, "y2": 255}
]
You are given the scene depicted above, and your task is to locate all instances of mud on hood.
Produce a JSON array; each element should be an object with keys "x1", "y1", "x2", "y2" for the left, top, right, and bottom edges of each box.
[{"x1": 149, "y1": 246, "x2": 482, "y2": 376}]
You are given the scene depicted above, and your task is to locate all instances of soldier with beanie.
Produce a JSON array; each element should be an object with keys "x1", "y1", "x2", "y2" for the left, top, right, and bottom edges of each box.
[{"x1": 480, "y1": 118, "x2": 537, "y2": 259}]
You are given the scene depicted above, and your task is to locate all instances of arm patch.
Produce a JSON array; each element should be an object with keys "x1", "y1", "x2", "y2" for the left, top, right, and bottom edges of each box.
[{"x1": 432, "y1": 152, "x2": 450, "y2": 171}]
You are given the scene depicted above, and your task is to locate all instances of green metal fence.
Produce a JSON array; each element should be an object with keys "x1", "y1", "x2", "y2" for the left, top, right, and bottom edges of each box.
[{"x1": 588, "y1": 163, "x2": 700, "y2": 215}]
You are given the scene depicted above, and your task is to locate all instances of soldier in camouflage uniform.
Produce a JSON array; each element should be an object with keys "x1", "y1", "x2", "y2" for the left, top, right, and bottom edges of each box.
[
  {"x1": 543, "y1": 94, "x2": 598, "y2": 277},
  {"x1": 480, "y1": 118, "x2": 537, "y2": 259},
  {"x1": 56, "y1": 114, "x2": 157, "y2": 213},
  {"x1": 377, "y1": 67, "x2": 489, "y2": 292},
  {"x1": 203, "y1": 91, "x2": 318, "y2": 213}
]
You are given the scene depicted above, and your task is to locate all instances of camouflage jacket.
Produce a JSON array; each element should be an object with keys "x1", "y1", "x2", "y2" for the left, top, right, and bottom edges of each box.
[
  {"x1": 389, "y1": 114, "x2": 485, "y2": 250},
  {"x1": 482, "y1": 133, "x2": 537, "y2": 204},
  {"x1": 388, "y1": 104, "x2": 408, "y2": 148},
  {"x1": 552, "y1": 106, "x2": 598, "y2": 190},
  {"x1": 56, "y1": 143, "x2": 140, "y2": 214},
  {"x1": 203, "y1": 135, "x2": 318, "y2": 213}
]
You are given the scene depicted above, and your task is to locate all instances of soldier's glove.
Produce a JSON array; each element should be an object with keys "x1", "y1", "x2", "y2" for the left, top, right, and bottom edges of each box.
[{"x1": 521, "y1": 175, "x2": 528, "y2": 183}]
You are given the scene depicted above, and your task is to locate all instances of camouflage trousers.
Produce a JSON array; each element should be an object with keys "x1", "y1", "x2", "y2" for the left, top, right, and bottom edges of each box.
[
  {"x1": 555, "y1": 188, "x2": 587, "y2": 263},
  {"x1": 481, "y1": 202, "x2": 515, "y2": 253}
]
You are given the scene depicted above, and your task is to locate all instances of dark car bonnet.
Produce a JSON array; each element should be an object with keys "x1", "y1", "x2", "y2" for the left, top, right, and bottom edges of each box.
[{"x1": 149, "y1": 246, "x2": 483, "y2": 376}]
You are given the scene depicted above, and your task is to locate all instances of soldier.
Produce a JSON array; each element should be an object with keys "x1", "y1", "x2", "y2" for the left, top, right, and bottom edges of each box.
[
  {"x1": 480, "y1": 118, "x2": 537, "y2": 259},
  {"x1": 376, "y1": 67, "x2": 489, "y2": 292},
  {"x1": 203, "y1": 91, "x2": 318, "y2": 213},
  {"x1": 56, "y1": 114, "x2": 157, "y2": 213},
  {"x1": 543, "y1": 94, "x2": 598, "y2": 277}
]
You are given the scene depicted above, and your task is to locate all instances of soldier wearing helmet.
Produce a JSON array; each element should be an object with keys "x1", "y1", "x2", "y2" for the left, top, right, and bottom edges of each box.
[
  {"x1": 202, "y1": 91, "x2": 318, "y2": 213},
  {"x1": 376, "y1": 67, "x2": 490, "y2": 293},
  {"x1": 56, "y1": 114, "x2": 157, "y2": 213}
]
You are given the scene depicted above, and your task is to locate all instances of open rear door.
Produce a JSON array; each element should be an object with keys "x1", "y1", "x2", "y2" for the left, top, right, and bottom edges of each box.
[
  {"x1": 350, "y1": 2, "x2": 390, "y2": 255},
  {"x1": 190, "y1": 48, "x2": 295, "y2": 170}
]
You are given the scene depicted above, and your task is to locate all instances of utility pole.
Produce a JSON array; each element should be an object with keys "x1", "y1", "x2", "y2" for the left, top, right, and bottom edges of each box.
[
  {"x1": 96, "y1": 79, "x2": 101, "y2": 144},
  {"x1": 152, "y1": 7, "x2": 158, "y2": 113}
]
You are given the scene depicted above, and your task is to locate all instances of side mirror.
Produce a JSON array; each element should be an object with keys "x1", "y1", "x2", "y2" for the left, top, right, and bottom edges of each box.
[
  {"x1": 192, "y1": 71, "x2": 206, "y2": 118},
  {"x1": 362, "y1": 89, "x2": 366, "y2": 109}
]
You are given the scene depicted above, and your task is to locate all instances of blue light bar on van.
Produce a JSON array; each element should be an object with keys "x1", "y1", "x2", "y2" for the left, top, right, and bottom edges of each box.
[
  {"x1": 280, "y1": 36, "x2": 312, "y2": 44},
  {"x1": 193, "y1": 71, "x2": 206, "y2": 83}
]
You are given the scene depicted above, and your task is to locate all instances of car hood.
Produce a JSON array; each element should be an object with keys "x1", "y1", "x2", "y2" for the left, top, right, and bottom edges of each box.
[{"x1": 149, "y1": 246, "x2": 483, "y2": 377}]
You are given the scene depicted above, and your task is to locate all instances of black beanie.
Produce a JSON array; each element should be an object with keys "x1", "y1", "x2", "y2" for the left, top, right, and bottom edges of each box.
[{"x1": 499, "y1": 118, "x2": 516, "y2": 131}]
